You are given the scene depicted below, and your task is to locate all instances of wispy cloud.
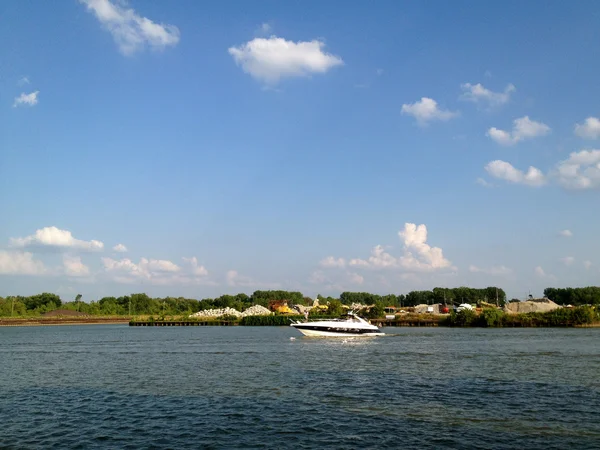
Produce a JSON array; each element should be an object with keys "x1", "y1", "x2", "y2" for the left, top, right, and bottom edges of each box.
[
  {"x1": 13, "y1": 91, "x2": 39, "y2": 107},
  {"x1": 228, "y1": 35, "x2": 343, "y2": 84},
  {"x1": 559, "y1": 229, "x2": 573, "y2": 238},
  {"x1": 460, "y1": 82, "x2": 515, "y2": 107},
  {"x1": 0, "y1": 250, "x2": 46, "y2": 275},
  {"x1": 80, "y1": 0, "x2": 180, "y2": 55}
]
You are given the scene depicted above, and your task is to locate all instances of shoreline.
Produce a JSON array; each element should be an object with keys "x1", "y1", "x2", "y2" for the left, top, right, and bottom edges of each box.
[{"x1": 0, "y1": 317, "x2": 131, "y2": 327}]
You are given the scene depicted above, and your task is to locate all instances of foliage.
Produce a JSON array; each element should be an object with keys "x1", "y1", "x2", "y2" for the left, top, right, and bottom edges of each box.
[
  {"x1": 327, "y1": 299, "x2": 344, "y2": 317},
  {"x1": 367, "y1": 301, "x2": 386, "y2": 319},
  {"x1": 449, "y1": 309, "x2": 477, "y2": 326},
  {"x1": 479, "y1": 308, "x2": 505, "y2": 327},
  {"x1": 543, "y1": 287, "x2": 600, "y2": 306}
]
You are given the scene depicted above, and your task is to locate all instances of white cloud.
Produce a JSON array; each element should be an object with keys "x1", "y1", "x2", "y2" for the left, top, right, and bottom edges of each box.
[
  {"x1": 319, "y1": 256, "x2": 346, "y2": 268},
  {"x1": 401, "y1": 97, "x2": 458, "y2": 125},
  {"x1": 583, "y1": 260, "x2": 592, "y2": 270},
  {"x1": 228, "y1": 35, "x2": 343, "y2": 84},
  {"x1": 487, "y1": 116, "x2": 550, "y2": 145},
  {"x1": 330, "y1": 223, "x2": 453, "y2": 274},
  {"x1": 182, "y1": 256, "x2": 208, "y2": 276},
  {"x1": 559, "y1": 229, "x2": 573, "y2": 238},
  {"x1": 10, "y1": 226, "x2": 104, "y2": 252},
  {"x1": 0, "y1": 250, "x2": 46, "y2": 275},
  {"x1": 63, "y1": 255, "x2": 90, "y2": 277},
  {"x1": 398, "y1": 224, "x2": 454, "y2": 271},
  {"x1": 80, "y1": 0, "x2": 180, "y2": 55},
  {"x1": 349, "y1": 245, "x2": 397, "y2": 269},
  {"x1": 476, "y1": 177, "x2": 494, "y2": 188},
  {"x1": 460, "y1": 82, "x2": 515, "y2": 106},
  {"x1": 469, "y1": 265, "x2": 513, "y2": 276},
  {"x1": 101, "y1": 256, "x2": 213, "y2": 286},
  {"x1": 574, "y1": 117, "x2": 600, "y2": 140},
  {"x1": 485, "y1": 160, "x2": 546, "y2": 186},
  {"x1": 13, "y1": 91, "x2": 39, "y2": 107},
  {"x1": 554, "y1": 149, "x2": 600, "y2": 190},
  {"x1": 113, "y1": 243, "x2": 128, "y2": 252},
  {"x1": 18, "y1": 76, "x2": 30, "y2": 86},
  {"x1": 561, "y1": 256, "x2": 575, "y2": 266}
]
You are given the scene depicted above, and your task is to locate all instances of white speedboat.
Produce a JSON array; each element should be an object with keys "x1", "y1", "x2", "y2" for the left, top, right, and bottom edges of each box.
[{"x1": 290, "y1": 312, "x2": 385, "y2": 337}]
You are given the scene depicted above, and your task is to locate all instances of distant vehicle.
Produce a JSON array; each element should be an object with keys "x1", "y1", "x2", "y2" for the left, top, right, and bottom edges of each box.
[{"x1": 457, "y1": 303, "x2": 474, "y2": 312}]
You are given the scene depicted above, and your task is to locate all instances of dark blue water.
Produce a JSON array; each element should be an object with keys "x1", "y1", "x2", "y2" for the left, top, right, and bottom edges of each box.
[{"x1": 1, "y1": 325, "x2": 599, "y2": 449}]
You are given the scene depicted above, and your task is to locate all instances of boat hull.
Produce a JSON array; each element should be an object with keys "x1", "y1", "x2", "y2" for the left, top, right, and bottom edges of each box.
[{"x1": 291, "y1": 324, "x2": 384, "y2": 337}]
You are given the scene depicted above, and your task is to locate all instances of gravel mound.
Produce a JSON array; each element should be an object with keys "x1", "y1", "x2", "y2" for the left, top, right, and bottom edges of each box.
[
  {"x1": 189, "y1": 305, "x2": 273, "y2": 319},
  {"x1": 503, "y1": 299, "x2": 561, "y2": 314}
]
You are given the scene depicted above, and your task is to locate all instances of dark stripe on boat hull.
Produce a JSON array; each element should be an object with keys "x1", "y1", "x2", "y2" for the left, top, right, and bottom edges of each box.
[{"x1": 291, "y1": 325, "x2": 381, "y2": 335}]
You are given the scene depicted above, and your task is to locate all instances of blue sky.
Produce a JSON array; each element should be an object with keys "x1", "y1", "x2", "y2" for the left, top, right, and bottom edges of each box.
[{"x1": 1, "y1": 0, "x2": 600, "y2": 301}]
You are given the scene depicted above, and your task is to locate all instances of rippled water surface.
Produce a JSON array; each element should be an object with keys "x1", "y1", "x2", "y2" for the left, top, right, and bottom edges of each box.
[{"x1": 1, "y1": 325, "x2": 599, "y2": 449}]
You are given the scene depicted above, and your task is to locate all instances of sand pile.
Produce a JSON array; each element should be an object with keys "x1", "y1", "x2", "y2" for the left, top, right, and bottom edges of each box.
[{"x1": 503, "y1": 299, "x2": 561, "y2": 314}]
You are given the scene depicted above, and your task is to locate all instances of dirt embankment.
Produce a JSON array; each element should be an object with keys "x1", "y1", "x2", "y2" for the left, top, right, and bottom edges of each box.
[{"x1": 0, "y1": 315, "x2": 131, "y2": 327}]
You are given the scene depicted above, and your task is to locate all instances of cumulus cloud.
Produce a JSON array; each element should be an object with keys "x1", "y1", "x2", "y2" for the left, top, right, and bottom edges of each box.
[
  {"x1": 113, "y1": 243, "x2": 128, "y2": 252},
  {"x1": 485, "y1": 160, "x2": 546, "y2": 187},
  {"x1": 80, "y1": 0, "x2": 180, "y2": 55},
  {"x1": 469, "y1": 265, "x2": 513, "y2": 276},
  {"x1": 100, "y1": 256, "x2": 213, "y2": 285},
  {"x1": 554, "y1": 149, "x2": 600, "y2": 190},
  {"x1": 63, "y1": 255, "x2": 91, "y2": 277},
  {"x1": 228, "y1": 35, "x2": 343, "y2": 84},
  {"x1": 398, "y1": 224, "x2": 454, "y2": 271},
  {"x1": 10, "y1": 226, "x2": 104, "y2": 252},
  {"x1": 487, "y1": 116, "x2": 550, "y2": 145},
  {"x1": 325, "y1": 223, "x2": 453, "y2": 274},
  {"x1": 13, "y1": 91, "x2": 39, "y2": 107},
  {"x1": 559, "y1": 229, "x2": 573, "y2": 238},
  {"x1": 0, "y1": 250, "x2": 46, "y2": 275},
  {"x1": 460, "y1": 82, "x2": 515, "y2": 106},
  {"x1": 319, "y1": 256, "x2": 346, "y2": 268},
  {"x1": 401, "y1": 97, "x2": 458, "y2": 125},
  {"x1": 574, "y1": 117, "x2": 600, "y2": 140}
]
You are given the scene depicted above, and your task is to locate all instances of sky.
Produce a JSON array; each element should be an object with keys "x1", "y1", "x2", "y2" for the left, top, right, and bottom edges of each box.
[{"x1": 1, "y1": 0, "x2": 600, "y2": 302}]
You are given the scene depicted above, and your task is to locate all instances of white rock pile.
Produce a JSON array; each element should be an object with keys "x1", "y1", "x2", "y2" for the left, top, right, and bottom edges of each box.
[{"x1": 189, "y1": 304, "x2": 272, "y2": 319}]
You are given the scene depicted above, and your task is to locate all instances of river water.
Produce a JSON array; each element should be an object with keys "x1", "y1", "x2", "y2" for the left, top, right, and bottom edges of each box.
[{"x1": 0, "y1": 325, "x2": 598, "y2": 449}]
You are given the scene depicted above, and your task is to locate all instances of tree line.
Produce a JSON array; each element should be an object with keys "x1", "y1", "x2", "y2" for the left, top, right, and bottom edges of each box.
[{"x1": 1, "y1": 286, "x2": 598, "y2": 317}]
